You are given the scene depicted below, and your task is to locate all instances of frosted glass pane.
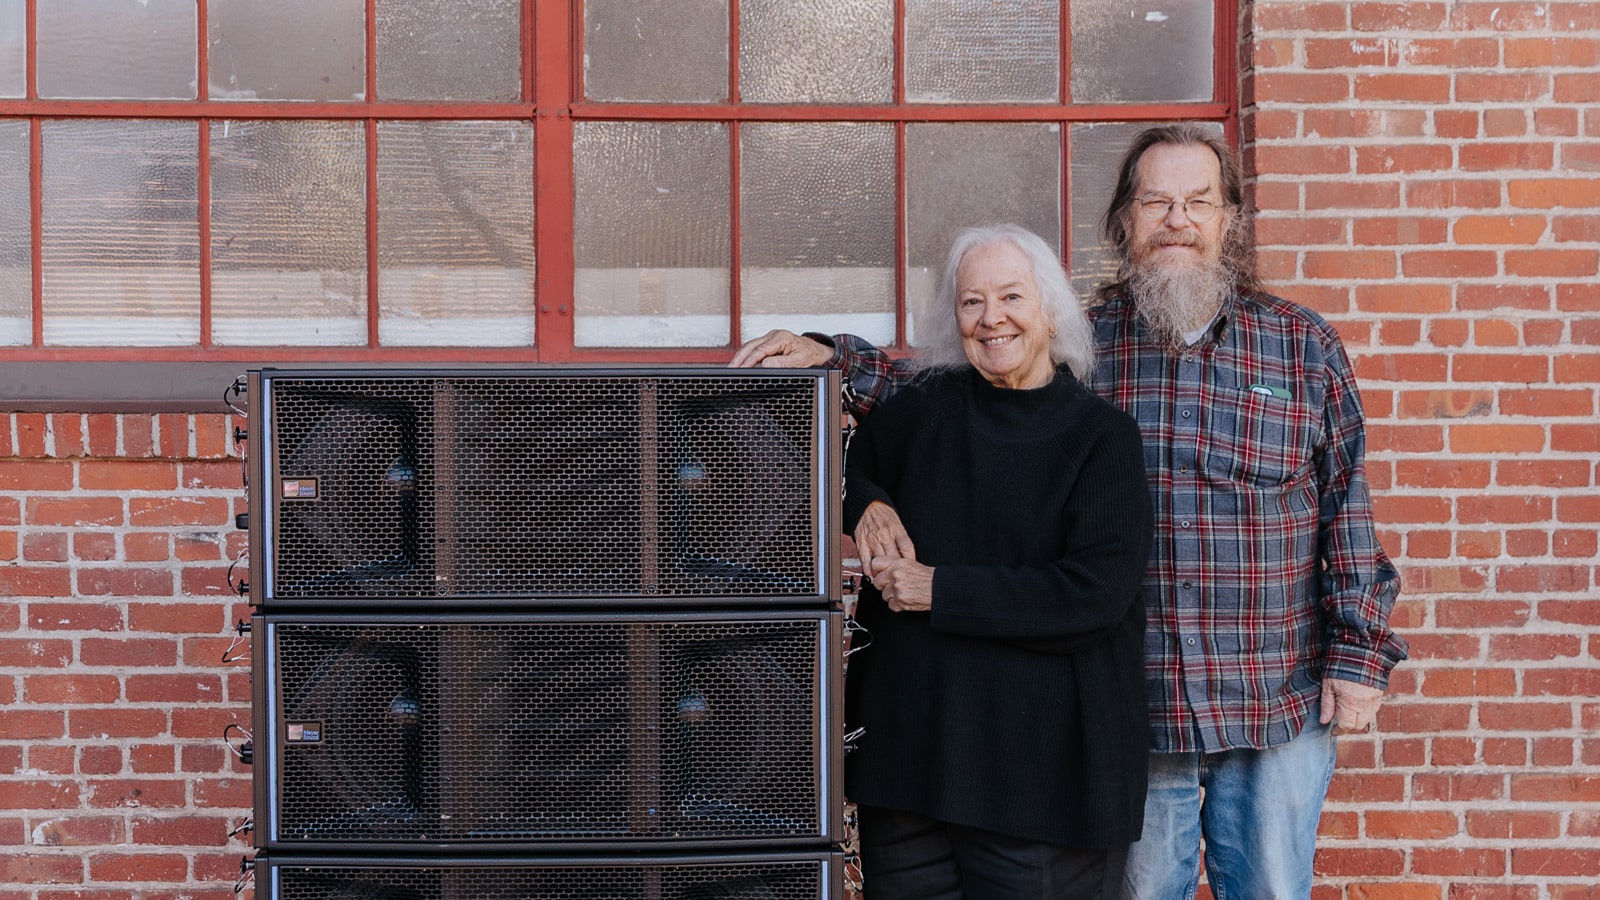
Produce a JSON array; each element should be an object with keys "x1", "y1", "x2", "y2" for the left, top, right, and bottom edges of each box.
[
  {"x1": 573, "y1": 121, "x2": 729, "y2": 348},
  {"x1": 0, "y1": 119, "x2": 28, "y2": 345},
  {"x1": 1071, "y1": 1, "x2": 1214, "y2": 103},
  {"x1": 740, "y1": 0, "x2": 892, "y2": 104},
  {"x1": 584, "y1": 0, "x2": 727, "y2": 102},
  {"x1": 376, "y1": 0, "x2": 520, "y2": 101},
  {"x1": 209, "y1": 0, "x2": 364, "y2": 101},
  {"x1": 905, "y1": 0, "x2": 1059, "y2": 103},
  {"x1": 37, "y1": 0, "x2": 196, "y2": 100},
  {"x1": 906, "y1": 124, "x2": 1061, "y2": 334},
  {"x1": 1067, "y1": 121, "x2": 1222, "y2": 298},
  {"x1": 0, "y1": 1, "x2": 26, "y2": 99},
  {"x1": 210, "y1": 121, "x2": 366, "y2": 345},
  {"x1": 40, "y1": 121, "x2": 200, "y2": 346},
  {"x1": 377, "y1": 121, "x2": 535, "y2": 347},
  {"x1": 740, "y1": 123, "x2": 895, "y2": 344}
]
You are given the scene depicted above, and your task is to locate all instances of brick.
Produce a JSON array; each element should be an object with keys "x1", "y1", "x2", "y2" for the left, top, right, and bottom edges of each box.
[
  {"x1": 27, "y1": 497, "x2": 124, "y2": 527},
  {"x1": 22, "y1": 532, "x2": 69, "y2": 562},
  {"x1": 126, "y1": 602, "x2": 226, "y2": 634},
  {"x1": 77, "y1": 568, "x2": 174, "y2": 598},
  {"x1": 1313, "y1": 847, "x2": 1405, "y2": 877},
  {"x1": 125, "y1": 674, "x2": 223, "y2": 704},
  {"x1": 1427, "y1": 319, "x2": 1469, "y2": 346},
  {"x1": 1255, "y1": 2, "x2": 1350, "y2": 31},
  {"x1": 1498, "y1": 459, "x2": 1592, "y2": 486},
  {"x1": 0, "y1": 461, "x2": 75, "y2": 492},
  {"x1": 87, "y1": 851, "x2": 189, "y2": 882},
  {"x1": 1543, "y1": 599, "x2": 1600, "y2": 625},
  {"x1": 1461, "y1": 142, "x2": 1556, "y2": 173},
  {"x1": 1504, "y1": 529, "x2": 1549, "y2": 557},
  {"x1": 1438, "y1": 599, "x2": 1529, "y2": 628},
  {"x1": 1433, "y1": 109, "x2": 1480, "y2": 140},
  {"x1": 22, "y1": 674, "x2": 121, "y2": 704},
  {"x1": 1401, "y1": 250, "x2": 1498, "y2": 279},
  {"x1": 1422, "y1": 668, "x2": 1516, "y2": 697},
  {"x1": 1382, "y1": 702, "x2": 1473, "y2": 734},
  {"x1": 1564, "y1": 143, "x2": 1600, "y2": 172},
  {"x1": 132, "y1": 743, "x2": 178, "y2": 774},
  {"x1": 1371, "y1": 495, "x2": 1451, "y2": 525},
  {"x1": 1352, "y1": 2, "x2": 1448, "y2": 30},
  {"x1": 1430, "y1": 737, "x2": 1476, "y2": 766},
  {"x1": 77, "y1": 461, "x2": 179, "y2": 492},
  {"x1": 0, "y1": 852, "x2": 82, "y2": 883},
  {"x1": 1394, "y1": 458, "x2": 1490, "y2": 488},
  {"x1": 79, "y1": 745, "x2": 124, "y2": 775},
  {"x1": 1304, "y1": 250, "x2": 1396, "y2": 280},
  {"x1": 1356, "y1": 354, "x2": 1449, "y2": 383},
  {"x1": 1256, "y1": 72, "x2": 1351, "y2": 104},
  {"x1": 1482, "y1": 702, "x2": 1573, "y2": 731},
  {"x1": 1414, "y1": 773, "x2": 1505, "y2": 802},
  {"x1": 67, "y1": 708, "x2": 167, "y2": 739},
  {"x1": 1552, "y1": 422, "x2": 1600, "y2": 450},
  {"x1": 26, "y1": 815, "x2": 126, "y2": 846},
  {"x1": 1534, "y1": 737, "x2": 1574, "y2": 766},
  {"x1": 1554, "y1": 528, "x2": 1598, "y2": 557},
  {"x1": 1510, "y1": 178, "x2": 1600, "y2": 208},
  {"x1": 1467, "y1": 809, "x2": 1562, "y2": 840},
  {"x1": 1554, "y1": 350, "x2": 1600, "y2": 387},
  {"x1": 1355, "y1": 144, "x2": 1452, "y2": 174},
  {"x1": 28, "y1": 601, "x2": 122, "y2": 631},
  {"x1": 1308, "y1": 181, "x2": 1400, "y2": 209},
  {"x1": 1406, "y1": 38, "x2": 1499, "y2": 67},
  {"x1": 1500, "y1": 565, "x2": 1590, "y2": 594},
  {"x1": 1473, "y1": 318, "x2": 1521, "y2": 347},
  {"x1": 0, "y1": 637, "x2": 73, "y2": 668},
  {"x1": 1256, "y1": 144, "x2": 1351, "y2": 175},
  {"x1": 0, "y1": 710, "x2": 66, "y2": 740},
  {"x1": 1408, "y1": 632, "x2": 1483, "y2": 661},
  {"x1": 1483, "y1": 109, "x2": 1530, "y2": 138},
  {"x1": 1411, "y1": 848, "x2": 1507, "y2": 877},
  {"x1": 1507, "y1": 37, "x2": 1600, "y2": 68},
  {"x1": 1507, "y1": 249, "x2": 1599, "y2": 278},
  {"x1": 1255, "y1": 216, "x2": 1347, "y2": 245},
  {"x1": 1450, "y1": 354, "x2": 1549, "y2": 384},
  {"x1": 1524, "y1": 319, "x2": 1566, "y2": 346},
  {"x1": 1453, "y1": 215, "x2": 1548, "y2": 245},
  {"x1": 1304, "y1": 109, "x2": 1384, "y2": 139},
  {"x1": 128, "y1": 497, "x2": 230, "y2": 527},
  {"x1": 1536, "y1": 107, "x2": 1580, "y2": 137},
  {"x1": 1354, "y1": 74, "x2": 1452, "y2": 104},
  {"x1": 1554, "y1": 72, "x2": 1600, "y2": 103},
  {"x1": 124, "y1": 532, "x2": 171, "y2": 562},
  {"x1": 130, "y1": 815, "x2": 233, "y2": 846},
  {"x1": 72, "y1": 531, "x2": 118, "y2": 561},
  {"x1": 1449, "y1": 426, "x2": 1547, "y2": 456},
  {"x1": 1458, "y1": 74, "x2": 1551, "y2": 104},
  {"x1": 1510, "y1": 849, "x2": 1600, "y2": 877},
  {"x1": 1499, "y1": 388, "x2": 1592, "y2": 417},
  {"x1": 180, "y1": 461, "x2": 243, "y2": 491},
  {"x1": 1450, "y1": 2, "x2": 1549, "y2": 30},
  {"x1": 1354, "y1": 216, "x2": 1449, "y2": 245}
]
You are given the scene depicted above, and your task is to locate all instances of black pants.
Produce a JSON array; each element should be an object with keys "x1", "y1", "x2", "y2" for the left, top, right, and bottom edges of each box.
[{"x1": 856, "y1": 805, "x2": 1127, "y2": 900}]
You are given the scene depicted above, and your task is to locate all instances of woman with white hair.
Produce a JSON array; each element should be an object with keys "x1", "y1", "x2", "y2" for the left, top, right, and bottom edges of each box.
[{"x1": 842, "y1": 224, "x2": 1153, "y2": 899}]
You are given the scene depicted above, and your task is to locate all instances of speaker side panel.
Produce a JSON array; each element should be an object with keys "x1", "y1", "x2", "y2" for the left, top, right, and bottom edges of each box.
[
  {"x1": 254, "y1": 852, "x2": 843, "y2": 900},
  {"x1": 258, "y1": 611, "x2": 839, "y2": 851}
]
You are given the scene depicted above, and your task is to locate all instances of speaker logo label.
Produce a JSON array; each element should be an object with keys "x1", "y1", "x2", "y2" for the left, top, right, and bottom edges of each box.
[
  {"x1": 285, "y1": 722, "x2": 324, "y2": 743},
  {"x1": 280, "y1": 478, "x2": 319, "y2": 500}
]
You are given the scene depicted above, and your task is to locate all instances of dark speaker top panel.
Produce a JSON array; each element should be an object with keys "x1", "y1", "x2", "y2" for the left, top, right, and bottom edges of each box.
[{"x1": 250, "y1": 368, "x2": 840, "y2": 606}]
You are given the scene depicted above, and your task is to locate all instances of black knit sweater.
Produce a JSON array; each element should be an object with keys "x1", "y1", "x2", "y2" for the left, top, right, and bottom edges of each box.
[{"x1": 842, "y1": 365, "x2": 1154, "y2": 848}]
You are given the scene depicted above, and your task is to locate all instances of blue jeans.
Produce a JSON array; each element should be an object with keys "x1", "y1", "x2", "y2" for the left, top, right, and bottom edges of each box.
[{"x1": 1120, "y1": 722, "x2": 1336, "y2": 900}]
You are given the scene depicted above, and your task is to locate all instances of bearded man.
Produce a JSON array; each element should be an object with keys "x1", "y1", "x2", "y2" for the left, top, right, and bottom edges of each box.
[{"x1": 732, "y1": 123, "x2": 1407, "y2": 899}]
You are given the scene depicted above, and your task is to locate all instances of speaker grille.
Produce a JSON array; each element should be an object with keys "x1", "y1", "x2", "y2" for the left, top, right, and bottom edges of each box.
[
  {"x1": 261, "y1": 613, "x2": 836, "y2": 849},
  {"x1": 259, "y1": 371, "x2": 833, "y2": 603},
  {"x1": 259, "y1": 854, "x2": 836, "y2": 900}
]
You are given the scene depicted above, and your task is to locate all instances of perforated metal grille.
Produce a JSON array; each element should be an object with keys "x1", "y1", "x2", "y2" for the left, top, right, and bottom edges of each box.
[
  {"x1": 261, "y1": 372, "x2": 828, "y2": 602},
  {"x1": 265, "y1": 614, "x2": 832, "y2": 847},
  {"x1": 268, "y1": 858, "x2": 829, "y2": 899}
]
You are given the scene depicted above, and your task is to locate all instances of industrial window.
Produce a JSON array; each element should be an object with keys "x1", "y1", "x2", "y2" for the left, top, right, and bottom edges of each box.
[{"x1": 0, "y1": 0, "x2": 1235, "y2": 371}]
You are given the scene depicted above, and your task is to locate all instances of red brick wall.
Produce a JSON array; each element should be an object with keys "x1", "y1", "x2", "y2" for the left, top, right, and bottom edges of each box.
[
  {"x1": 1, "y1": 413, "x2": 251, "y2": 899},
  {"x1": 4, "y1": 4, "x2": 1600, "y2": 899},
  {"x1": 1244, "y1": 2, "x2": 1600, "y2": 896}
]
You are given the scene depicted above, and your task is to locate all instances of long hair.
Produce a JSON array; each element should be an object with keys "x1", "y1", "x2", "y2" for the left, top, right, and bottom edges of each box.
[
  {"x1": 1095, "y1": 123, "x2": 1260, "y2": 302},
  {"x1": 912, "y1": 224, "x2": 1096, "y2": 381}
]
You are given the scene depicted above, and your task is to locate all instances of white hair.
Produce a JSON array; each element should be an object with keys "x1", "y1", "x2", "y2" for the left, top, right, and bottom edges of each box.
[{"x1": 912, "y1": 224, "x2": 1096, "y2": 381}]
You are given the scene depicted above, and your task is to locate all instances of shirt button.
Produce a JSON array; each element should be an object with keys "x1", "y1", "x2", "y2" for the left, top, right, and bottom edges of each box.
[
  {"x1": 1182, "y1": 580, "x2": 1194, "y2": 589},
  {"x1": 1181, "y1": 409, "x2": 1192, "y2": 418},
  {"x1": 1180, "y1": 521, "x2": 1191, "y2": 529},
  {"x1": 1186, "y1": 637, "x2": 1197, "y2": 646}
]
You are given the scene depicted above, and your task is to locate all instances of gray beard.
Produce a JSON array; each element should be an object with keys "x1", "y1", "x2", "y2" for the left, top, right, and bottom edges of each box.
[{"x1": 1127, "y1": 258, "x2": 1232, "y2": 352}]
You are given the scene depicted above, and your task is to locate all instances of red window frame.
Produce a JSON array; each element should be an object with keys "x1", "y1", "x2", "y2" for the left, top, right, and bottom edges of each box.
[{"x1": 0, "y1": 0, "x2": 1238, "y2": 374}]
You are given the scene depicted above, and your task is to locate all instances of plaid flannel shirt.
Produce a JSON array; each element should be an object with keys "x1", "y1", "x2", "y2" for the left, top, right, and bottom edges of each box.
[{"x1": 812, "y1": 289, "x2": 1407, "y2": 753}]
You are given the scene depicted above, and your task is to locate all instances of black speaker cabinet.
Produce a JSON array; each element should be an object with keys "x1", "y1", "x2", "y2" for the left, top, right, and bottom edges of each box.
[
  {"x1": 253, "y1": 610, "x2": 844, "y2": 852},
  {"x1": 246, "y1": 368, "x2": 841, "y2": 607},
  {"x1": 251, "y1": 851, "x2": 844, "y2": 899}
]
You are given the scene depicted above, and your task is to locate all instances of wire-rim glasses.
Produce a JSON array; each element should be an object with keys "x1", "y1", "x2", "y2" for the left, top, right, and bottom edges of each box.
[{"x1": 1135, "y1": 196, "x2": 1225, "y2": 223}]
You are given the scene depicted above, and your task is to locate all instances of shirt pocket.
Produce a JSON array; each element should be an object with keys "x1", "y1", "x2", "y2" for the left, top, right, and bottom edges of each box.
[{"x1": 1203, "y1": 387, "x2": 1318, "y2": 489}]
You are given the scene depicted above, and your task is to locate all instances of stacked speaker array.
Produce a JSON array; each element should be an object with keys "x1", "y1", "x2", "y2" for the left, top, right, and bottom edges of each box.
[{"x1": 245, "y1": 368, "x2": 845, "y2": 899}]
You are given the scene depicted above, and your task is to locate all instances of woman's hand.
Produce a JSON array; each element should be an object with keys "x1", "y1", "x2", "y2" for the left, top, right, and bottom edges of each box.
[
  {"x1": 870, "y1": 558, "x2": 934, "y2": 612},
  {"x1": 854, "y1": 501, "x2": 917, "y2": 577}
]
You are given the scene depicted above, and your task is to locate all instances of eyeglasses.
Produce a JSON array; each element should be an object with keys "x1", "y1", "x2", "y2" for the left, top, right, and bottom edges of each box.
[{"x1": 1135, "y1": 196, "x2": 1225, "y2": 223}]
